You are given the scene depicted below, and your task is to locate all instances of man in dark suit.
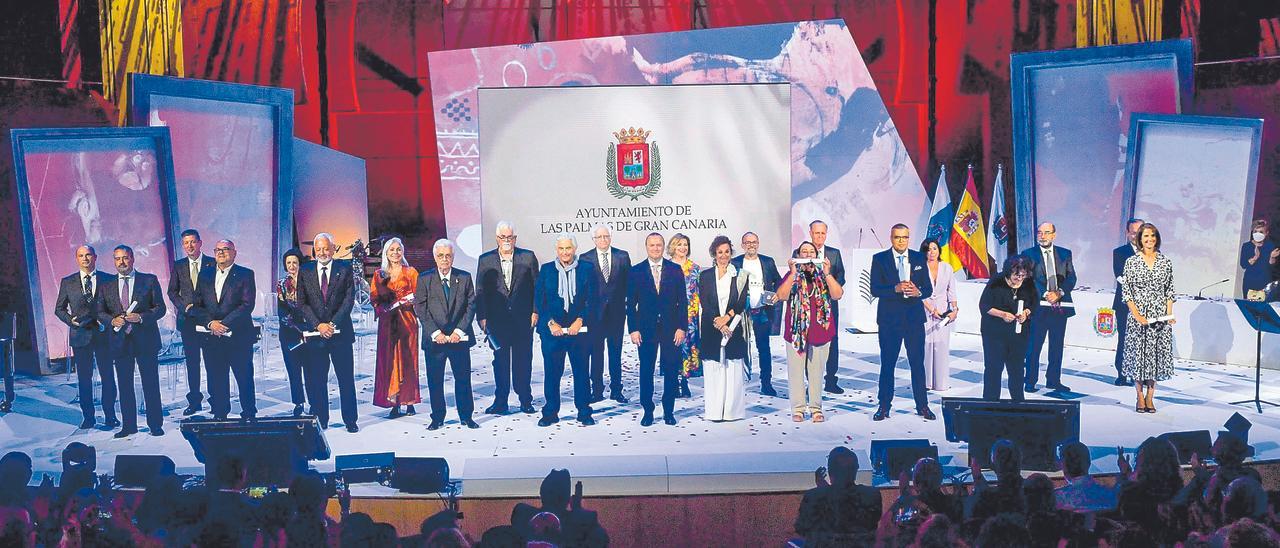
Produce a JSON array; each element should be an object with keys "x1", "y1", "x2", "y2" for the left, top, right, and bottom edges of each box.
[
  {"x1": 794, "y1": 447, "x2": 883, "y2": 543},
  {"x1": 54, "y1": 245, "x2": 118, "y2": 430},
  {"x1": 189, "y1": 240, "x2": 257, "y2": 420},
  {"x1": 97, "y1": 245, "x2": 166, "y2": 437},
  {"x1": 536, "y1": 235, "x2": 597, "y2": 427},
  {"x1": 1112, "y1": 218, "x2": 1144, "y2": 386},
  {"x1": 475, "y1": 221, "x2": 539, "y2": 415},
  {"x1": 809, "y1": 221, "x2": 847, "y2": 394},
  {"x1": 297, "y1": 233, "x2": 359, "y2": 432},
  {"x1": 869, "y1": 224, "x2": 934, "y2": 421},
  {"x1": 626, "y1": 233, "x2": 688, "y2": 426},
  {"x1": 167, "y1": 228, "x2": 215, "y2": 416},
  {"x1": 732, "y1": 231, "x2": 782, "y2": 396},
  {"x1": 579, "y1": 224, "x2": 630, "y2": 403},
  {"x1": 1021, "y1": 222, "x2": 1076, "y2": 393},
  {"x1": 414, "y1": 239, "x2": 479, "y2": 430}
]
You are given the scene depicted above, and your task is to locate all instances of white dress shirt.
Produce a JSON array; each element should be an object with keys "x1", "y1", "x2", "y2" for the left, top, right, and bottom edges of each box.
[{"x1": 215, "y1": 267, "x2": 231, "y2": 301}]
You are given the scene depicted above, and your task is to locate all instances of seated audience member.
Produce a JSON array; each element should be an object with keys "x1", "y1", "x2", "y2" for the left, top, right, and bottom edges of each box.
[
  {"x1": 478, "y1": 524, "x2": 524, "y2": 548},
  {"x1": 0, "y1": 452, "x2": 33, "y2": 509},
  {"x1": 425, "y1": 526, "x2": 471, "y2": 547},
  {"x1": 912, "y1": 514, "x2": 961, "y2": 548},
  {"x1": 1024, "y1": 473, "x2": 1085, "y2": 547},
  {"x1": 133, "y1": 473, "x2": 182, "y2": 537},
  {"x1": 1222, "y1": 477, "x2": 1270, "y2": 525},
  {"x1": 966, "y1": 440, "x2": 1026, "y2": 520},
  {"x1": 1054, "y1": 440, "x2": 1117, "y2": 512},
  {"x1": 795, "y1": 447, "x2": 882, "y2": 544},
  {"x1": 1218, "y1": 517, "x2": 1280, "y2": 548},
  {"x1": 286, "y1": 471, "x2": 337, "y2": 546},
  {"x1": 1117, "y1": 436, "x2": 1185, "y2": 540},
  {"x1": 256, "y1": 491, "x2": 294, "y2": 548},
  {"x1": 974, "y1": 512, "x2": 1030, "y2": 548},
  {"x1": 510, "y1": 469, "x2": 607, "y2": 547},
  {"x1": 877, "y1": 457, "x2": 963, "y2": 544}
]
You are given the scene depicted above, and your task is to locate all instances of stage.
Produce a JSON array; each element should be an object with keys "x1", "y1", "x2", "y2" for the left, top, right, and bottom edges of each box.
[{"x1": 4, "y1": 323, "x2": 1279, "y2": 498}]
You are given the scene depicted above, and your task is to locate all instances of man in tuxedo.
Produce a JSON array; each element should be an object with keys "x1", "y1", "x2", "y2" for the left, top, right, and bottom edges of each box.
[
  {"x1": 97, "y1": 245, "x2": 166, "y2": 437},
  {"x1": 189, "y1": 240, "x2": 256, "y2": 420},
  {"x1": 731, "y1": 231, "x2": 782, "y2": 396},
  {"x1": 475, "y1": 221, "x2": 539, "y2": 415},
  {"x1": 535, "y1": 235, "x2": 597, "y2": 426},
  {"x1": 54, "y1": 245, "x2": 118, "y2": 430},
  {"x1": 626, "y1": 233, "x2": 688, "y2": 426},
  {"x1": 1022, "y1": 222, "x2": 1076, "y2": 393},
  {"x1": 414, "y1": 239, "x2": 480, "y2": 430},
  {"x1": 579, "y1": 224, "x2": 630, "y2": 403},
  {"x1": 297, "y1": 233, "x2": 359, "y2": 432},
  {"x1": 1112, "y1": 218, "x2": 1143, "y2": 386},
  {"x1": 809, "y1": 221, "x2": 846, "y2": 394},
  {"x1": 869, "y1": 224, "x2": 934, "y2": 421},
  {"x1": 167, "y1": 228, "x2": 214, "y2": 415}
]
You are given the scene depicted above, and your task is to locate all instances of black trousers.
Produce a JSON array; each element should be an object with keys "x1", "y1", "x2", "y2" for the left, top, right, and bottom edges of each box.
[
  {"x1": 426, "y1": 344, "x2": 474, "y2": 422},
  {"x1": 491, "y1": 325, "x2": 534, "y2": 409},
  {"x1": 1113, "y1": 300, "x2": 1129, "y2": 378},
  {"x1": 178, "y1": 326, "x2": 205, "y2": 408},
  {"x1": 205, "y1": 336, "x2": 256, "y2": 418},
  {"x1": 73, "y1": 339, "x2": 116, "y2": 422},
  {"x1": 982, "y1": 332, "x2": 1027, "y2": 402},
  {"x1": 750, "y1": 311, "x2": 773, "y2": 383},
  {"x1": 638, "y1": 333, "x2": 680, "y2": 418},
  {"x1": 541, "y1": 334, "x2": 592, "y2": 420},
  {"x1": 280, "y1": 338, "x2": 307, "y2": 406},
  {"x1": 305, "y1": 338, "x2": 357, "y2": 427},
  {"x1": 589, "y1": 304, "x2": 626, "y2": 397},
  {"x1": 1024, "y1": 310, "x2": 1068, "y2": 388},
  {"x1": 877, "y1": 323, "x2": 928, "y2": 409},
  {"x1": 823, "y1": 306, "x2": 840, "y2": 386},
  {"x1": 114, "y1": 350, "x2": 162, "y2": 431}
]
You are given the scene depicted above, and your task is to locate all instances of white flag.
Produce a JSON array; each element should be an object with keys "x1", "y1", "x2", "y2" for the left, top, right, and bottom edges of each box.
[{"x1": 987, "y1": 165, "x2": 1009, "y2": 269}]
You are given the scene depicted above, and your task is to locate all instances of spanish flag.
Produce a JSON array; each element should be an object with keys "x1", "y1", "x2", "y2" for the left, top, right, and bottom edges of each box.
[{"x1": 949, "y1": 165, "x2": 990, "y2": 278}]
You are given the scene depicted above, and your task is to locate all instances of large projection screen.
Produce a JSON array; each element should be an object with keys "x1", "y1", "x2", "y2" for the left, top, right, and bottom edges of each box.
[{"x1": 478, "y1": 84, "x2": 791, "y2": 262}]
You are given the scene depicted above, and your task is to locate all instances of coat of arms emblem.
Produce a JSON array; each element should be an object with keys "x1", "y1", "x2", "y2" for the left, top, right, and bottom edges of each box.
[
  {"x1": 1094, "y1": 307, "x2": 1116, "y2": 337},
  {"x1": 606, "y1": 127, "x2": 662, "y2": 200}
]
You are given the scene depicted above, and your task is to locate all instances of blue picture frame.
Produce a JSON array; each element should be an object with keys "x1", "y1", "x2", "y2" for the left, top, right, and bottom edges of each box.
[
  {"x1": 1122, "y1": 113, "x2": 1264, "y2": 298},
  {"x1": 129, "y1": 74, "x2": 294, "y2": 285},
  {"x1": 1010, "y1": 39, "x2": 1192, "y2": 288},
  {"x1": 9, "y1": 127, "x2": 180, "y2": 370}
]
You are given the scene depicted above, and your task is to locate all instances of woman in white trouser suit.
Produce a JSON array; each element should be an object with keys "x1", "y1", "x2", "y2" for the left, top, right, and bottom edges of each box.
[
  {"x1": 920, "y1": 239, "x2": 958, "y2": 390},
  {"x1": 699, "y1": 236, "x2": 749, "y2": 421}
]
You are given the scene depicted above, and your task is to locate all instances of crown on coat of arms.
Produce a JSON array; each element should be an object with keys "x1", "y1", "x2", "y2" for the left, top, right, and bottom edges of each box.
[{"x1": 613, "y1": 127, "x2": 651, "y2": 144}]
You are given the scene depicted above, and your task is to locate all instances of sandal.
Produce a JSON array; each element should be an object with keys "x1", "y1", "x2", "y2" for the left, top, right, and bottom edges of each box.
[
  {"x1": 812, "y1": 412, "x2": 825, "y2": 423},
  {"x1": 792, "y1": 413, "x2": 805, "y2": 423}
]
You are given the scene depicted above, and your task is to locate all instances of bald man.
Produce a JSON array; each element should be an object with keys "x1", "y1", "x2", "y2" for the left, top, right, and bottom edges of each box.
[{"x1": 189, "y1": 240, "x2": 257, "y2": 421}]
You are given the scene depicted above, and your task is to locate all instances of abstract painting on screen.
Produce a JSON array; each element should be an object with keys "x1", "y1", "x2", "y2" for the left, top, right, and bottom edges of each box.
[{"x1": 10, "y1": 127, "x2": 179, "y2": 368}]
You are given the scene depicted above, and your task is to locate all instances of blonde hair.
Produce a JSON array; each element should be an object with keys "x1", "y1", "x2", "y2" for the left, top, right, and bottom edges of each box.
[{"x1": 666, "y1": 233, "x2": 691, "y2": 259}]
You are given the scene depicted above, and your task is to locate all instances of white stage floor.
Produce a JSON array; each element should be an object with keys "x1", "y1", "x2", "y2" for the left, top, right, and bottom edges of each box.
[{"x1": 3, "y1": 329, "x2": 1279, "y2": 497}]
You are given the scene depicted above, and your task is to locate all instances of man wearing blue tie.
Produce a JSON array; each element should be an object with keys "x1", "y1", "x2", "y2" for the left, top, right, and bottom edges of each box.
[
  {"x1": 627, "y1": 233, "x2": 688, "y2": 426},
  {"x1": 869, "y1": 224, "x2": 934, "y2": 421},
  {"x1": 1022, "y1": 222, "x2": 1076, "y2": 393}
]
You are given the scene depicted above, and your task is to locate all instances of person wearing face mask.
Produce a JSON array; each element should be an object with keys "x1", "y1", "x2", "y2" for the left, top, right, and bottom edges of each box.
[
  {"x1": 978, "y1": 255, "x2": 1038, "y2": 401},
  {"x1": 1240, "y1": 219, "x2": 1278, "y2": 301}
]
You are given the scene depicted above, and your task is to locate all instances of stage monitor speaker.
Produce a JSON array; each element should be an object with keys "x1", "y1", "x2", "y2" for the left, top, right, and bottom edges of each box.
[
  {"x1": 180, "y1": 416, "x2": 330, "y2": 487},
  {"x1": 113, "y1": 455, "x2": 175, "y2": 487},
  {"x1": 869, "y1": 439, "x2": 933, "y2": 478},
  {"x1": 336, "y1": 452, "x2": 394, "y2": 484},
  {"x1": 389, "y1": 457, "x2": 450, "y2": 494},
  {"x1": 1158, "y1": 430, "x2": 1212, "y2": 465},
  {"x1": 941, "y1": 398, "x2": 1080, "y2": 471}
]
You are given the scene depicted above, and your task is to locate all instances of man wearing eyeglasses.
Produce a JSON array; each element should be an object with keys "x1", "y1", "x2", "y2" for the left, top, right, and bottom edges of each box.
[
  {"x1": 579, "y1": 224, "x2": 630, "y2": 403},
  {"x1": 188, "y1": 240, "x2": 257, "y2": 421},
  {"x1": 1021, "y1": 222, "x2": 1076, "y2": 394},
  {"x1": 731, "y1": 231, "x2": 782, "y2": 396},
  {"x1": 475, "y1": 221, "x2": 540, "y2": 415},
  {"x1": 297, "y1": 232, "x2": 359, "y2": 432},
  {"x1": 53, "y1": 245, "x2": 118, "y2": 430}
]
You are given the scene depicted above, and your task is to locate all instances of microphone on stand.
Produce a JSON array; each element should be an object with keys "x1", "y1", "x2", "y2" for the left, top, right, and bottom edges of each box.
[
  {"x1": 1195, "y1": 278, "x2": 1231, "y2": 300},
  {"x1": 867, "y1": 227, "x2": 883, "y2": 247}
]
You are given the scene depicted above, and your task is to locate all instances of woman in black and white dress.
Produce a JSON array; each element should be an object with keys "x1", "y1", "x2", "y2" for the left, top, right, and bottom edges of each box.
[{"x1": 1121, "y1": 223, "x2": 1176, "y2": 414}]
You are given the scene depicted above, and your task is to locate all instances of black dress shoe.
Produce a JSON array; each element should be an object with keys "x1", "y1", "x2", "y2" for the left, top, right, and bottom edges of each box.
[
  {"x1": 1024, "y1": 384, "x2": 1040, "y2": 393},
  {"x1": 0, "y1": 401, "x2": 10, "y2": 413},
  {"x1": 520, "y1": 404, "x2": 537, "y2": 414},
  {"x1": 1115, "y1": 376, "x2": 1133, "y2": 386},
  {"x1": 873, "y1": 407, "x2": 890, "y2": 421},
  {"x1": 427, "y1": 420, "x2": 443, "y2": 430},
  {"x1": 406, "y1": 405, "x2": 416, "y2": 415},
  {"x1": 590, "y1": 394, "x2": 606, "y2": 404},
  {"x1": 389, "y1": 407, "x2": 403, "y2": 419},
  {"x1": 318, "y1": 420, "x2": 328, "y2": 429},
  {"x1": 663, "y1": 416, "x2": 677, "y2": 425},
  {"x1": 113, "y1": 428, "x2": 137, "y2": 439},
  {"x1": 462, "y1": 418, "x2": 480, "y2": 429},
  {"x1": 611, "y1": 393, "x2": 629, "y2": 404},
  {"x1": 105, "y1": 418, "x2": 121, "y2": 429},
  {"x1": 292, "y1": 404, "x2": 304, "y2": 417},
  {"x1": 916, "y1": 407, "x2": 937, "y2": 421},
  {"x1": 346, "y1": 424, "x2": 360, "y2": 433},
  {"x1": 484, "y1": 404, "x2": 509, "y2": 415},
  {"x1": 149, "y1": 428, "x2": 165, "y2": 436},
  {"x1": 182, "y1": 405, "x2": 201, "y2": 416},
  {"x1": 640, "y1": 414, "x2": 654, "y2": 427},
  {"x1": 761, "y1": 382, "x2": 777, "y2": 397},
  {"x1": 579, "y1": 416, "x2": 595, "y2": 426},
  {"x1": 824, "y1": 384, "x2": 845, "y2": 395},
  {"x1": 79, "y1": 419, "x2": 95, "y2": 429},
  {"x1": 537, "y1": 417, "x2": 558, "y2": 427},
  {"x1": 1047, "y1": 383, "x2": 1071, "y2": 392}
]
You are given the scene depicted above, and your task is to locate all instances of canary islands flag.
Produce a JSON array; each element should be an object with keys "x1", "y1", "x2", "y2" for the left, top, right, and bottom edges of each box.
[
  {"x1": 926, "y1": 165, "x2": 954, "y2": 255},
  {"x1": 950, "y1": 165, "x2": 990, "y2": 278}
]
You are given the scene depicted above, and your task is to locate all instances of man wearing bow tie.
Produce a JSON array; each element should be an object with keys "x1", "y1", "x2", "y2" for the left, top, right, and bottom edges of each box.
[
  {"x1": 167, "y1": 229, "x2": 214, "y2": 416},
  {"x1": 869, "y1": 224, "x2": 935, "y2": 421},
  {"x1": 189, "y1": 240, "x2": 257, "y2": 421},
  {"x1": 298, "y1": 232, "x2": 359, "y2": 432},
  {"x1": 415, "y1": 239, "x2": 479, "y2": 430},
  {"x1": 54, "y1": 245, "x2": 118, "y2": 430},
  {"x1": 1022, "y1": 222, "x2": 1076, "y2": 394},
  {"x1": 98, "y1": 245, "x2": 166, "y2": 437}
]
